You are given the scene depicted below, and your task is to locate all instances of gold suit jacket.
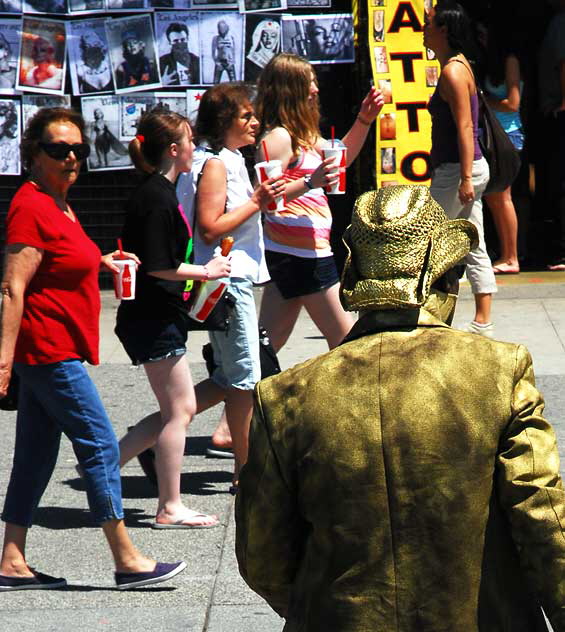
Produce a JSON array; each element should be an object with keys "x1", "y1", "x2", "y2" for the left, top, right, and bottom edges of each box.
[{"x1": 235, "y1": 309, "x2": 565, "y2": 632}]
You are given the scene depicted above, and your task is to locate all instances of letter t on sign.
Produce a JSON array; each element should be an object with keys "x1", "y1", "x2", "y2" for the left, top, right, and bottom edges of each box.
[
  {"x1": 396, "y1": 102, "x2": 428, "y2": 132},
  {"x1": 389, "y1": 52, "x2": 423, "y2": 82}
]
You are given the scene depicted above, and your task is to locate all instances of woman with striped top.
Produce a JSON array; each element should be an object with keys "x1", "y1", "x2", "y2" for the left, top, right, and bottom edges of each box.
[{"x1": 255, "y1": 53, "x2": 384, "y2": 352}]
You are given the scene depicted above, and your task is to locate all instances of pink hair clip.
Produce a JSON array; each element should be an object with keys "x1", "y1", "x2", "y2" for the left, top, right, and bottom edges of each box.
[{"x1": 136, "y1": 134, "x2": 145, "y2": 144}]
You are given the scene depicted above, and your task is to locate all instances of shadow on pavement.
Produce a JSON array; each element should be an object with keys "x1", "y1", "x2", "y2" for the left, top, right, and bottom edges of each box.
[{"x1": 31, "y1": 506, "x2": 152, "y2": 529}]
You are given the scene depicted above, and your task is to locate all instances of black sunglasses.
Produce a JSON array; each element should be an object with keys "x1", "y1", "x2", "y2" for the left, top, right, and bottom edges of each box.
[{"x1": 39, "y1": 141, "x2": 91, "y2": 161}]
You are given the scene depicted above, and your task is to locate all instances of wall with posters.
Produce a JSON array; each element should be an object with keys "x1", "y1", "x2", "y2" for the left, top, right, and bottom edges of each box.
[
  {"x1": 0, "y1": 3, "x2": 356, "y2": 176},
  {"x1": 368, "y1": 0, "x2": 438, "y2": 188}
]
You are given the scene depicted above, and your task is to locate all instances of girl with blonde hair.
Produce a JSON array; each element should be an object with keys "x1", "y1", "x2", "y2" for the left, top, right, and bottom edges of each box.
[{"x1": 254, "y1": 53, "x2": 384, "y2": 352}]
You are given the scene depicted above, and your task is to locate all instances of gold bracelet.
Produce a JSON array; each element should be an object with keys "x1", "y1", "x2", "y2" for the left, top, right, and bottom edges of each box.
[{"x1": 357, "y1": 115, "x2": 372, "y2": 126}]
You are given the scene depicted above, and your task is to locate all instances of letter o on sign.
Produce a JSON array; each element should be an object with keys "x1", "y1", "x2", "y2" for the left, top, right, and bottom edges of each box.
[{"x1": 400, "y1": 151, "x2": 432, "y2": 182}]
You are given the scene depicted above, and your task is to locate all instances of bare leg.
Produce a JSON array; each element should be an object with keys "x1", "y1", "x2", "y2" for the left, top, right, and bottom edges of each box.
[
  {"x1": 101, "y1": 519, "x2": 154, "y2": 573},
  {"x1": 302, "y1": 283, "x2": 356, "y2": 349},
  {"x1": 211, "y1": 409, "x2": 232, "y2": 449},
  {"x1": 0, "y1": 520, "x2": 155, "y2": 576},
  {"x1": 485, "y1": 188, "x2": 520, "y2": 269},
  {"x1": 474, "y1": 293, "x2": 492, "y2": 325},
  {"x1": 224, "y1": 388, "x2": 253, "y2": 484},
  {"x1": 259, "y1": 283, "x2": 302, "y2": 353},
  {"x1": 119, "y1": 411, "x2": 161, "y2": 467},
  {"x1": 0, "y1": 523, "x2": 32, "y2": 577},
  {"x1": 143, "y1": 355, "x2": 216, "y2": 525}
]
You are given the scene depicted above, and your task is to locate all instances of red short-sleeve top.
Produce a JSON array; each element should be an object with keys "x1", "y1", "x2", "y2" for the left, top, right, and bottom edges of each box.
[{"x1": 6, "y1": 181, "x2": 101, "y2": 365}]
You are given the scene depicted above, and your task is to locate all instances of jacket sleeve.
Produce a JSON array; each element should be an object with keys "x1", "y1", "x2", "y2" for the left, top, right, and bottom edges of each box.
[
  {"x1": 235, "y1": 383, "x2": 305, "y2": 618},
  {"x1": 497, "y1": 344, "x2": 565, "y2": 630}
]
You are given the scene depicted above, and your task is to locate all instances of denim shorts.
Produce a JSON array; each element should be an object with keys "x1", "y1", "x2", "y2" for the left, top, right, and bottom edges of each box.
[
  {"x1": 507, "y1": 129, "x2": 524, "y2": 152},
  {"x1": 266, "y1": 250, "x2": 339, "y2": 299},
  {"x1": 2, "y1": 360, "x2": 123, "y2": 527},
  {"x1": 115, "y1": 309, "x2": 188, "y2": 366},
  {"x1": 209, "y1": 277, "x2": 261, "y2": 391}
]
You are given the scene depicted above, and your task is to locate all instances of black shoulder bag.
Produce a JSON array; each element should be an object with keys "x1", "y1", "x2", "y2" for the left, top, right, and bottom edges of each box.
[{"x1": 476, "y1": 87, "x2": 521, "y2": 195}]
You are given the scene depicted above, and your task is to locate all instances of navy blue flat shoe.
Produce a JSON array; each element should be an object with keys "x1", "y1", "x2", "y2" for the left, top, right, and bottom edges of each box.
[
  {"x1": 115, "y1": 561, "x2": 186, "y2": 590},
  {"x1": 0, "y1": 571, "x2": 67, "y2": 591}
]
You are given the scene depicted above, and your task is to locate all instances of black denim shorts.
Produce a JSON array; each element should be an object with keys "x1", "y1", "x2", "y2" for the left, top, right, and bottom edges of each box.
[
  {"x1": 115, "y1": 316, "x2": 189, "y2": 366},
  {"x1": 265, "y1": 250, "x2": 339, "y2": 299}
]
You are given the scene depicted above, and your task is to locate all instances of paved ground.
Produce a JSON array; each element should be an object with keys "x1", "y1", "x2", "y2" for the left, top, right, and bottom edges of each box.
[{"x1": 1, "y1": 272, "x2": 564, "y2": 631}]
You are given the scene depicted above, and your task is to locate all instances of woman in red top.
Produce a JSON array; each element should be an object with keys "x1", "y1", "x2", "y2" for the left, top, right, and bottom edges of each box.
[{"x1": 0, "y1": 108, "x2": 185, "y2": 591}]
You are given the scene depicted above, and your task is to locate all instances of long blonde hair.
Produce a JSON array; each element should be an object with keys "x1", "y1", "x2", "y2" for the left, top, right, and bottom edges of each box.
[{"x1": 255, "y1": 53, "x2": 320, "y2": 155}]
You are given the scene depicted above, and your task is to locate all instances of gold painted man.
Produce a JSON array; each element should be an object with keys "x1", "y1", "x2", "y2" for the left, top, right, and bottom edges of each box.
[{"x1": 236, "y1": 185, "x2": 565, "y2": 631}]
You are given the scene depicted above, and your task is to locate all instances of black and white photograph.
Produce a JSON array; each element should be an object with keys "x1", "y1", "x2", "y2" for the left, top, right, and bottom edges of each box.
[
  {"x1": 118, "y1": 92, "x2": 155, "y2": 138},
  {"x1": 68, "y1": 18, "x2": 114, "y2": 95},
  {"x1": 154, "y1": 91, "x2": 188, "y2": 117},
  {"x1": 191, "y1": 0, "x2": 237, "y2": 12},
  {"x1": 186, "y1": 86, "x2": 203, "y2": 124},
  {"x1": 287, "y1": 0, "x2": 330, "y2": 6},
  {"x1": 17, "y1": 16, "x2": 66, "y2": 95},
  {"x1": 244, "y1": 14, "x2": 281, "y2": 82},
  {"x1": 0, "y1": 0, "x2": 21, "y2": 13},
  {"x1": 68, "y1": 0, "x2": 106, "y2": 14},
  {"x1": 0, "y1": 20, "x2": 20, "y2": 94},
  {"x1": 23, "y1": 0, "x2": 68, "y2": 13},
  {"x1": 238, "y1": 0, "x2": 286, "y2": 14},
  {"x1": 22, "y1": 94, "x2": 70, "y2": 129},
  {"x1": 82, "y1": 94, "x2": 132, "y2": 171},
  {"x1": 282, "y1": 14, "x2": 354, "y2": 64},
  {"x1": 155, "y1": 11, "x2": 200, "y2": 86},
  {"x1": 149, "y1": 0, "x2": 191, "y2": 6},
  {"x1": 0, "y1": 98, "x2": 19, "y2": 175},
  {"x1": 199, "y1": 11, "x2": 244, "y2": 84},
  {"x1": 106, "y1": 14, "x2": 161, "y2": 93},
  {"x1": 106, "y1": 0, "x2": 147, "y2": 10}
]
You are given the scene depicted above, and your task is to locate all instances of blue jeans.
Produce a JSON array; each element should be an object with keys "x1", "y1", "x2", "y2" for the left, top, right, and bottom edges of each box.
[{"x1": 1, "y1": 360, "x2": 124, "y2": 527}]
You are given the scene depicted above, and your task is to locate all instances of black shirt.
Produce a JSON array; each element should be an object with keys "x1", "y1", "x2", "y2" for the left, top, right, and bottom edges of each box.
[{"x1": 119, "y1": 172, "x2": 192, "y2": 322}]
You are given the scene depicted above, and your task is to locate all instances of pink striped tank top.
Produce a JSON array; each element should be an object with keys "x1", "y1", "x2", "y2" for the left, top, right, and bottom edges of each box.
[{"x1": 263, "y1": 146, "x2": 333, "y2": 259}]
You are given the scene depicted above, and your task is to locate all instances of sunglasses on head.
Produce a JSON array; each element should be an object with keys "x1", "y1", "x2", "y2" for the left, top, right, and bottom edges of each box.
[{"x1": 39, "y1": 141, "x2": 91, "y2": 161}]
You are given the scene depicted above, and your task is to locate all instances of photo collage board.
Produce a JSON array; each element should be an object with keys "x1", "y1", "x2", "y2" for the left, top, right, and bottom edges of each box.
[
  {"x1": 368, "y1": 0, "x2": 439, "y2": 188},
  {"x1": 0, "y1": 1, "x2": 355, "y2": 174}
]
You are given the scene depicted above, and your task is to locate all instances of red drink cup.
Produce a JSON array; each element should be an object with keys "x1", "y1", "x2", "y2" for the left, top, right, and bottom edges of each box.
[
  {"x1": 254, "y1": 159, "x2": 285, "y2": 211},
  {"x1": 113, "y1": 259, "x2": 136, "y2": 300},
  {"x1": 321, "y1": 141, "x2": 347, "y2": 195}
]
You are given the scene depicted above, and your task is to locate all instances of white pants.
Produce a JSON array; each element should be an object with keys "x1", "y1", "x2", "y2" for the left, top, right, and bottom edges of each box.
[{"x1": 430, "y1": 157, "x2": 497, "y2": 296}]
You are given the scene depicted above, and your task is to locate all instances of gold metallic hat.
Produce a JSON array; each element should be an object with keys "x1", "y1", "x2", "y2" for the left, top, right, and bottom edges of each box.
[{"x1": 340, "y1": 185, "x2": 479, "y2": 311}]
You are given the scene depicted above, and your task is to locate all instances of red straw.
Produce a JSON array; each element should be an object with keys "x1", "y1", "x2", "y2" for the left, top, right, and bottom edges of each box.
[
  {"x1": 262, "y1": 140, "x2": 270, "y2": 163},
  {"x1": 331, "y1": 126, "x2": 335, "y2": 148},
  {"x1": 117, "y1": 238, "x2": 124, "y2": 259}
]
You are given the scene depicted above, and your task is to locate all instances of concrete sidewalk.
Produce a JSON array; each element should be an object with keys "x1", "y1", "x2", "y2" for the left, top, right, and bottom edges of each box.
[{"x1": 1, "y1": 273, "x2": 564, "y2": 631}]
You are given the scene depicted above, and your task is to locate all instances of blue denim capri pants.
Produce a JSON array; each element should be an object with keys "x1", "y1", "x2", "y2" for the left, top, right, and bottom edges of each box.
[{"x1": 1, "y1": 359, "x2": 124, "y2": 528}]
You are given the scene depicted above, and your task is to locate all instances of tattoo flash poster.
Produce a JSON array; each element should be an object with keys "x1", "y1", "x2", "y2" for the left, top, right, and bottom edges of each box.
[
  {"x1": 281, "y1": 14, "x2": 354, "y2": 64},
  {"x1": 155, "y1": 11, "x2": 201, "y2": 86},
  {"x1": 17, "y1": 16, "x2": 67, "y2": 95},
  {"x1": 81, "y1": 94, "x2": 132, "y2": 171},
  {"x1": 0, "y1": 97, "x2": 19, "y2": 175},
  {"x1": 105, "y1": 14, "x2": 161, "y2": 94},
  {"x1": 68, "y1": 18, "x2": 115, "y2": 95},
  {"x1": 199, "y1": 11, "x2": 244, "y2": 85},
  {"x1": 367, "y1": 0, "x2": 439, "y2": 187},
  {"x1": 0, "y1": 19, "x2": 20, "y2": 95},
  {"x1": 23, "y1": 0, "x2": 68, "y2": 14}
]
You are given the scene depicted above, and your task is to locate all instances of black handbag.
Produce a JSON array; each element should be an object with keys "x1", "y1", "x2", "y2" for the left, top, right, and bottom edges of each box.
[
  {"x1": 0, "y1": 371, "x2": 19, "y2": 411},
  {"x1": 477, "y1": 88, "x2": 521, "y2": 195},
  {"x1": 186, "y1": 286, "x2": 236, "y2": 332},
  {"x1": 201, "y1": 326, "x2": 281, "y2": 379}
]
